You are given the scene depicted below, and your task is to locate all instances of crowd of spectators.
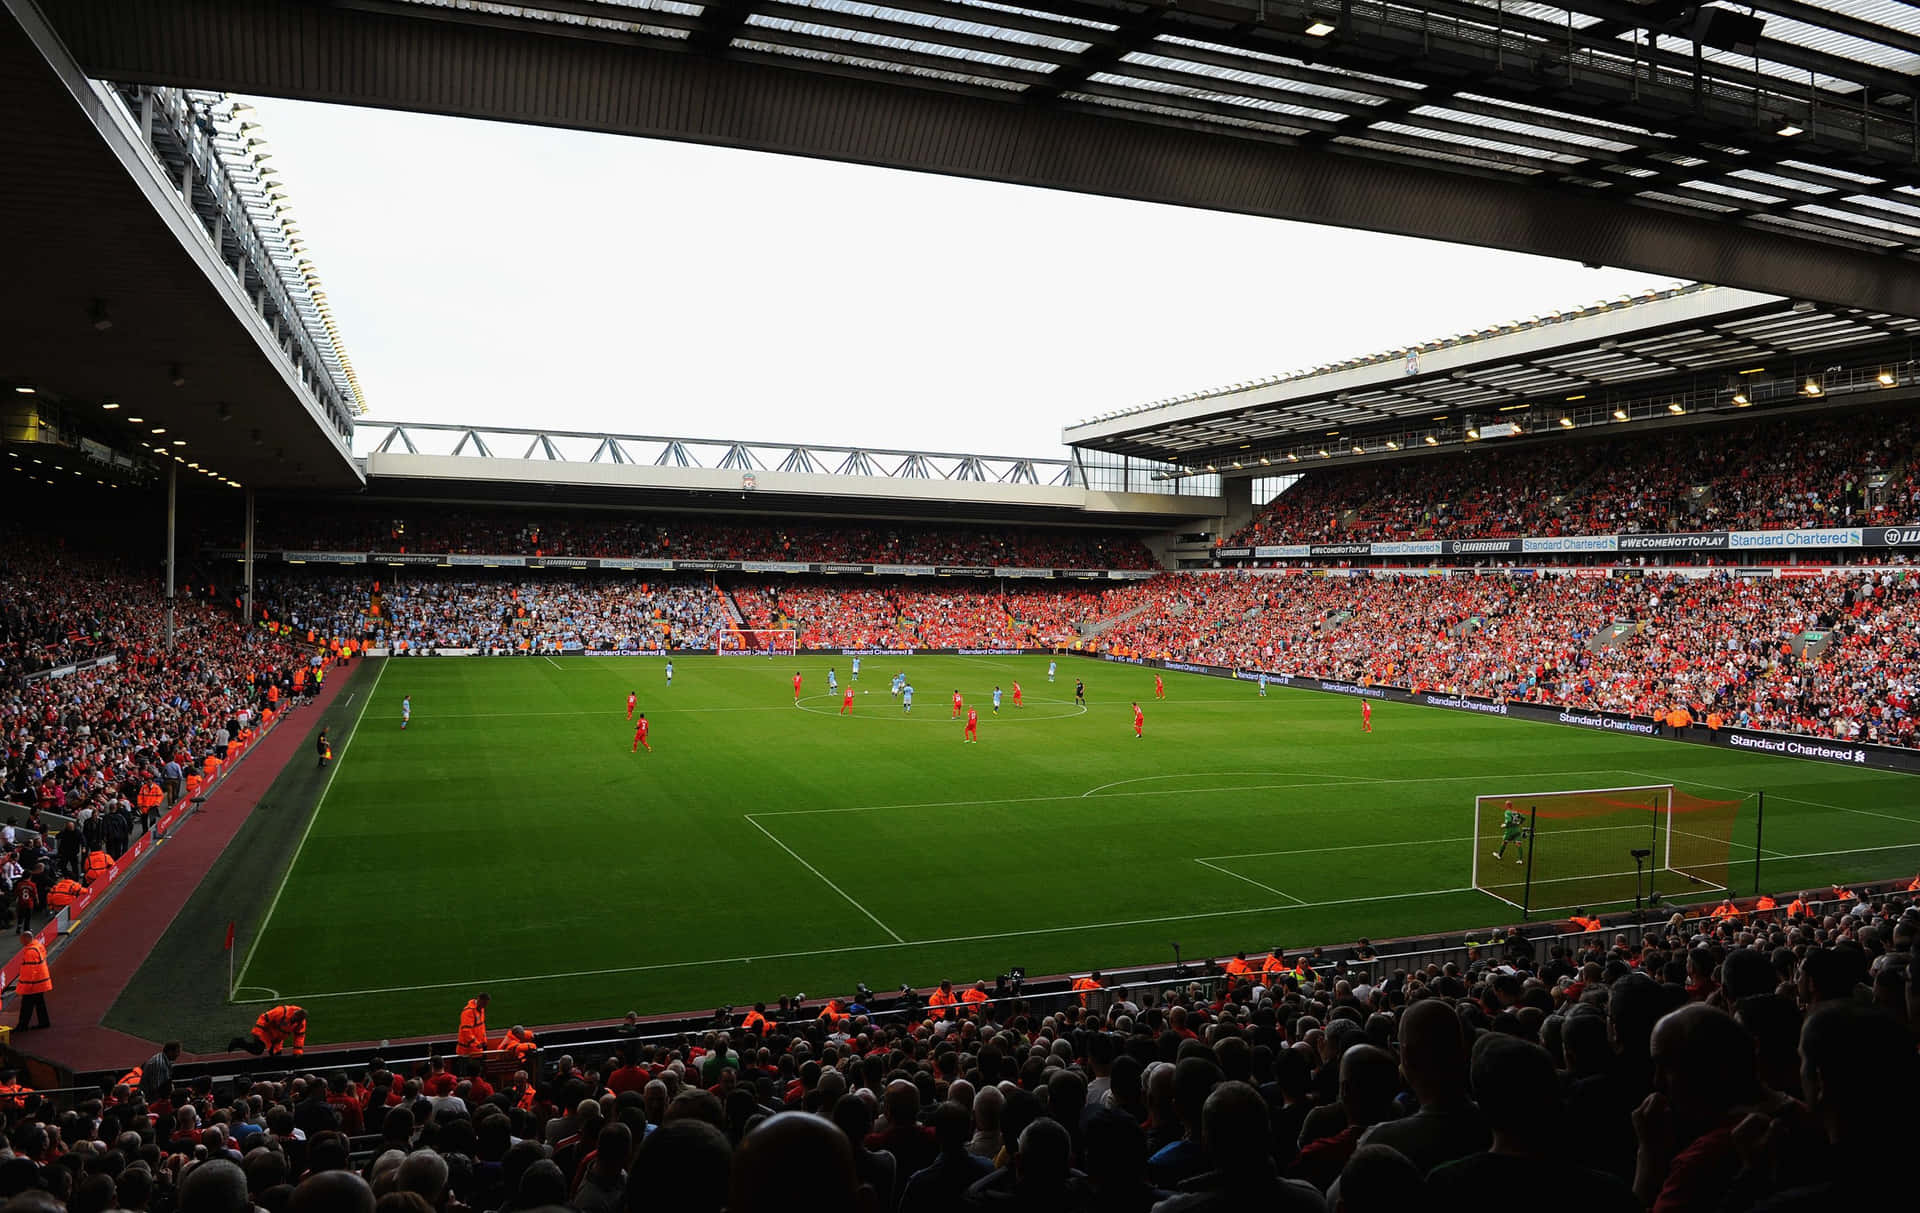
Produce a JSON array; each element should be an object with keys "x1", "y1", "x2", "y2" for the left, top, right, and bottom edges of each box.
[
  {"x1": 0, "y1": 541, "x2": 324, "y2": 927},
  {"x1": 4, "y1": 889, "x2": 1910, "y2": 1213},
  {"x1": 250, "y1": 560, "x2": 1920, "y2": 749},
  {"x1": 213, "y1": 506, "x2": 1153, "y2": 570},
  {"x1": 1233, "y1": 408, "x2": 1918, "y2": 546},
  {"x1": 257, "y1": 576, "x2": 734, "y2": 655},
  {"x1": 1100, "y1": 568, "x2": 1920, "y2": 748},
  {"x1": 732, "y1": 580, "x2": 1173, "y2": 650}
]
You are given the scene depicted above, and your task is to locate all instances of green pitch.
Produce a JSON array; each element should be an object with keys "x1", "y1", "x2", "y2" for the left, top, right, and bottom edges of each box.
[{"x1": 222, "y1": 655, "x2": 1920, "y2": 1044}]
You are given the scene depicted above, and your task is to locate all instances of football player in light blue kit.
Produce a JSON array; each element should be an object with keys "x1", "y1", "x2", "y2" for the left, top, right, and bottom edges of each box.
[
  {"x1": 891, "y1": 670, "x2": 905, "y2": 698},
  {"x1": 828, "y1": 667, "x2": 838, "y2": 692},
  {"x1": 992, "y1": 685, "x2": 1003, "y2": 714},
  {"x1": 1257, "y1": 672, "x2": 1268, "y2": 697},
  {"x1": 665, "y1": 659, "x2": 674, "y2": 687},
  {"x1": 1048, "y1": 659, "x2": 1057, "y2": 682},
  {"x1": 851, "y1": 655, "x2": 861, "y2": 682},
  {"x1": 902, "y1": 682, "x2": 914, "y2": 713}
]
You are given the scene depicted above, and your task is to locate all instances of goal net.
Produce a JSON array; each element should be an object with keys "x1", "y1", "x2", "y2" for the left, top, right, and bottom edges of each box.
[
  {"x1": 1472, "y1": 784, "x2": 1743, "y2": 916},
  {"x1": 719, "y1": 628, "x2": 798, "y2": 656}
]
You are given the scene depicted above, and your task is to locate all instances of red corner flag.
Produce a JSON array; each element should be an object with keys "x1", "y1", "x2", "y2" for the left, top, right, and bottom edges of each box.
[{"x1": 224, "y1": 921, "x2": 235, "y2": 951}]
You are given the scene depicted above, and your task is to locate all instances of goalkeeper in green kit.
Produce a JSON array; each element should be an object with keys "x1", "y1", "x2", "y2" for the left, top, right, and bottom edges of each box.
[{"x1": 1493, "y1": 800, "x2": 1529, "y2": 863}]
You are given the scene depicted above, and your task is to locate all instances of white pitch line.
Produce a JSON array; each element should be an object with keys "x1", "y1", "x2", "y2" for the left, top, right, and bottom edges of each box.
[
  {"x1": 756, "y1": 768, "x2": 1656, "y2": 818},
  {"x1": 1196, "y1": 858, "x2": 1305, "y2": 904},
  {"x1": 1203, "y1": 820, "x2": 1763, "y2": 864},
  {"x1": 1753, "y1": 840, "x2": 1920, "y2": 865},
  {"x1": 266, "y1": 883, "x2": 1481, "y2": 1002},
  {"x1": 1204, "y1": 836, "x2": 1477, "y2": 862},
  {"x1": 1083, "y1": 770, "x2": 1371, "y2": 798},
  {"x1": 743, "y1": 814, "x2": 904, "y2": 943},
  {"x1": 234, "y1": 657, "x2": 388, "y2": 994},
  {"x1": 1629, "y1": 769, "x2": 1920, "y2": 829},
  {"x1": 543, "y1": 655, "x2": 564, "y2": 670}
]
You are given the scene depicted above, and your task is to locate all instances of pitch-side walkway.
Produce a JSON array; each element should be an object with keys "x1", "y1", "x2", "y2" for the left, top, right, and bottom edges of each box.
[{"x1": 18, "y1": 669, "x2": 355, "y2": 1076}]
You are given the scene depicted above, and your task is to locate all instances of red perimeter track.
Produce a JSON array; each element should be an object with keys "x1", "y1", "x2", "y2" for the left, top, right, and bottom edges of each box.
[{"x1": 18, "y1": 671, "x2": 353, "y2": 1077}]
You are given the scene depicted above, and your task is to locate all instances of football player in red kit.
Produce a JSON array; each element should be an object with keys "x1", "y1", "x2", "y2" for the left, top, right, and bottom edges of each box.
[
  {"x1": 841, "y1": 686, "x2": 855, "y2": 715},
  {"x1": 1153, "y1": 673, "x2": 1165, "y2": 700},
  {"x1": 632, "y1": 713, "x2": 651, "y2": 753},
  {"x1": 1011, "y1": 681, "x2": 1023, "y2": 708},
  {"x1": 963, "y1": 707, "x2": 979, "y2": 742},
  {"x1": 792, "y1": 672, "x2": 802, "y2": 701},
  {"x1": 1133, "y1": 701, "x2": 1145, "y2": 738},
  {"x1": 951, "y1": 690, "x2": 963, "y2": 719},
  {"x1": 1362, "y1": 700, "x2": 1373, "y2": 733},
  {"x1": 627, "y1": 691, "x2": 637, "y2": 721}
]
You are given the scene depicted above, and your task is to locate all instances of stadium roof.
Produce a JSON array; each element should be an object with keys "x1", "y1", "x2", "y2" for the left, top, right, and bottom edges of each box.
[
  {"x1": 1062, "y1": 282, "x2": 1920, "y2": 462},
  {"x1": 353, "y1": 419, "x2": 1222, "y2": 523},
  {"x1": 0, "y1": 4, "x2": 362, "y2": 490},
  {"x1": 36, "y1": 0, "x2": 1920, "y2": 315}
]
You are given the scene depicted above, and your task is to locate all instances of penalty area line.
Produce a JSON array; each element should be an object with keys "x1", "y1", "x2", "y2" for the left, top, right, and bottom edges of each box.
[
  {"x1": 743, "y1": 814, "x2": 904, "y2": 944},
  {"x1": 1195, "y1": 858, "x2": 1305, "y2": 904}
]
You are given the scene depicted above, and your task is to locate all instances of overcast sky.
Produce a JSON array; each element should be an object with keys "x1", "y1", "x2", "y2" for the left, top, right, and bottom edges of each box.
[{"x1": 243, "y1": 96, "x2": 1684, "y2": 459}]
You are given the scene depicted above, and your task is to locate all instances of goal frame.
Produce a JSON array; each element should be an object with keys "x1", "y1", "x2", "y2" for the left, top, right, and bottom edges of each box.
[
  {"x1": 719, "y1": 627, "x2": 799, "y2": 657},
  {"x1": 1471, "y1": 782, "x2": 1729, "y2": 915}
]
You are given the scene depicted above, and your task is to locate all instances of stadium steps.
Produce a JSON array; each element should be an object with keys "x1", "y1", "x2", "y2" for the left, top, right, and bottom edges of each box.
[
  {"x1": 1309, "y1": 608, "x2": 1354, "y2": 637},
  {"x1": 1077, "y1": 598, "x2": 1159, "y2": 639},
  {"x1": 1789, "y1": 628, "x2": 1835, "y2": 659},
  {"x1": 1589, "y1": 620, "x2": 1641, "y2": 653},
  {"x1": 1453, "y1": 615, "x2": 1485, "y2": 641}
]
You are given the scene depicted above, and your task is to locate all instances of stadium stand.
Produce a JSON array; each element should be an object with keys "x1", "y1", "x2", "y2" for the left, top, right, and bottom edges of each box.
[
  {"x1": 1, "y1": 539, "x2": 321, "y2": 832},
  {"x1": 1232, "y1": 407, "x2": 1919, "y2": 547},
  {"x1": 244, "y1": 560, "x2": 1920, "y2": 748},
  {"x1": 1097, "y1": 569, "x2": 1920, "y2": 749},
  {"x1": 212, "y1": 505, "x2": 1156, "y2": 569},
  {"x1": 6, "y1": 888, "x2": 1906, "y2": 1213}
]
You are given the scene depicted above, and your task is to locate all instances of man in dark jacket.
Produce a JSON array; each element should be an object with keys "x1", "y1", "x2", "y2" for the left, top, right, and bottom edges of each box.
[
  {"x1": 898, "y1": 1102, "x2": 990, "y2": 1213},
  {"x1": 1154, "y1": 1082, "x2": 1324, "y2": 1213}
]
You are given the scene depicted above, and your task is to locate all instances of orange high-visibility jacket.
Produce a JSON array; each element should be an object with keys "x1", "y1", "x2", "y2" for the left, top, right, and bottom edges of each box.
[
  {"x1": 17, "y1": 940, "x2": 52, "y2": 994},
  {"x1": 456, "y1": 1000, "x2": 489, "y2": 1056},
  {"x1": 253, "y1": 1005, "x2": 307, "y2": 1054}
]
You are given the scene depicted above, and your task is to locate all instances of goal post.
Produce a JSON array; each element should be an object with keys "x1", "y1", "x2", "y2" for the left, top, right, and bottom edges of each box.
[
  {"x1": 719, "y1": 627, "x2": 798, "y2": 656},
  {"x1": 1472, "y1": 784, "x2": 1745, "y2": 917}
]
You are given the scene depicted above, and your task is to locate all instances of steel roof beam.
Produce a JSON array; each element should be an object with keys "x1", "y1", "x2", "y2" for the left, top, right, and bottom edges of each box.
[
  {"x1": 1546, "y1": 0, "x2": 1918, "y2": 100},
  {"x1": 44, "y1": 0, "x2": 1920, "y2": 312},
  {"x1": 1743, "y1": 0, "x2": 1920, "y2": 60}
]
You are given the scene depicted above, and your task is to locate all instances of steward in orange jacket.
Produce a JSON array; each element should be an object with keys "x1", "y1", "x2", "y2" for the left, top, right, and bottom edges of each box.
[
  {"x1": 1221, "y1": 953, "x2": 1252, "y2": 988},
  {"x1": 1071, "y1": 972, "x2": 1103, "y2": 1006},
  {"x1": 960, "y1": 982, "x2": 989, "y2": 1012},
  {"x1": 14, "y1": 931, "x2": 51, "y2": 1030},
  {"x1": 927, "y1": 982, "x2": 957, "y2": 1020},
  {"x1": 230, "y1": 1005, "x2": 306, "y2": 1056},
  {"x1": 741, "y1": 1004, "x2": 774, "y2": 1036},
  {"x1": 457, "y1": 993, "x2": 491, "y2": 1056},
  {"x1": 46, "y1": 879, "x2": 85, "y2": 911},
  {"x1": 84, "y1": 850, "x2": 114, "y2": 886},
  {"x1": 496, "y1": 1026, "x2": 537, "y2": 1065}
]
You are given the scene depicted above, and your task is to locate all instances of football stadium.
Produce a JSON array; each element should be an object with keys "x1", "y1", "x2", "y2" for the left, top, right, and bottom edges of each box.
[{"x1": 3, "y1": 1, "x2": 1919, "y2": 1210}]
